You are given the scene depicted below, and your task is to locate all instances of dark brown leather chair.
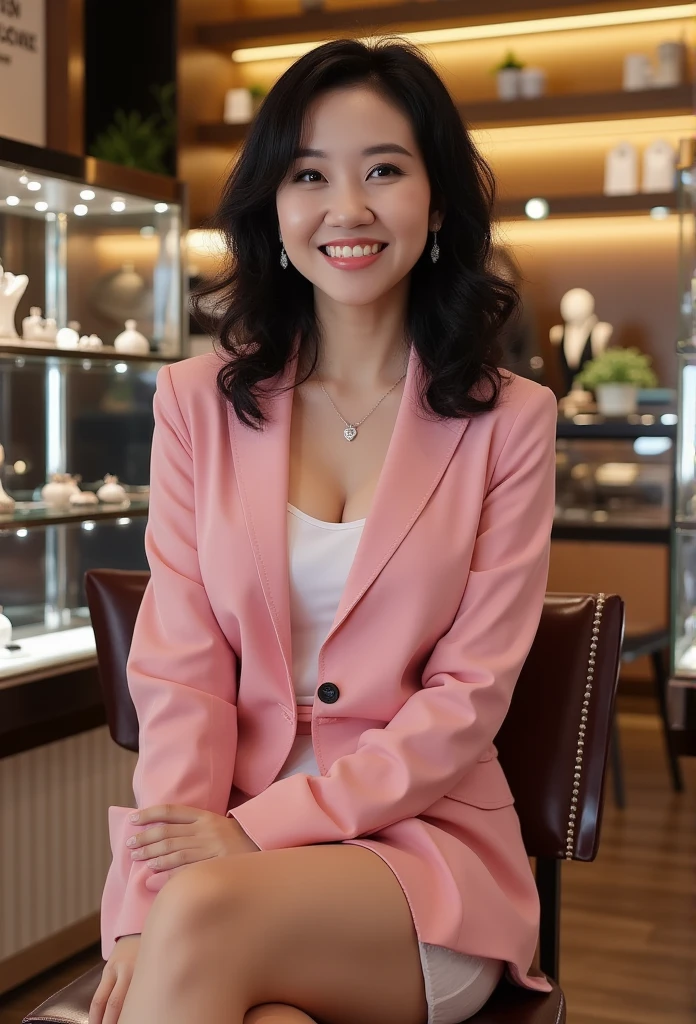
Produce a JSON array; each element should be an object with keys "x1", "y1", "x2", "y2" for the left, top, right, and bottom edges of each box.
[{"x1": 23, "y1": 571, "x2": 624, "y2": 1024}]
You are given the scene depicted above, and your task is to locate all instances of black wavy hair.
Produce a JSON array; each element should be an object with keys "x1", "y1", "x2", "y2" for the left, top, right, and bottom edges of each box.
[{"x1": 192, "y1": 37, "x2": 517, "y2": 428}]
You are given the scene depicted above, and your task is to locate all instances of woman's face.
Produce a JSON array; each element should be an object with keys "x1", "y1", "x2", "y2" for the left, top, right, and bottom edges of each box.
[{"x1": 276, "y1": 84, "x2": 440, "y2": 308}]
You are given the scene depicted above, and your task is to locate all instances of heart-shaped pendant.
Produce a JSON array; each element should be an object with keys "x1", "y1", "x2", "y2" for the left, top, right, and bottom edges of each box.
[{"x1": 344, "y1": 425, "x2": 357, "y2": 442}]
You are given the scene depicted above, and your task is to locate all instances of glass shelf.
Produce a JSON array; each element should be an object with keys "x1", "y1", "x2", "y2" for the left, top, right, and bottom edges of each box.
[{"x1": 0, "y1": 499, "x2": 149, "y2": 531}]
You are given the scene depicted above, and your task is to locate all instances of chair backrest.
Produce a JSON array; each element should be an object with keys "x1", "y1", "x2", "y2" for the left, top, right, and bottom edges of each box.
[
  {"x1": 85, "y1": 570, "x2": 623, "y2": 865},
  {"x1": 85, "y1": 568, "x2": 146, "y2": 753},
  {"x1": 496, "y1": 593, "x2": 624, "y2": 863}
]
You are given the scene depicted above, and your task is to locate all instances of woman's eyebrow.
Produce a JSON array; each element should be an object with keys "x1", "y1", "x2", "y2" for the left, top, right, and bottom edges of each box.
[{"x1": 294, "y1": 143, "x2": 414, "y2": 158}]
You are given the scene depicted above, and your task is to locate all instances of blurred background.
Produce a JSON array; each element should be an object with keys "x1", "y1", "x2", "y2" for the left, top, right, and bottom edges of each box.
[{"x1": 0, "y1": 3, "x2": 695, "y2": 1022}]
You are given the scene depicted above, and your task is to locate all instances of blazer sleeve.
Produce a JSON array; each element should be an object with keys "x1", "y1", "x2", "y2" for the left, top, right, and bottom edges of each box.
[
  {"x1": 100, "y1": 365, "x2": 239, "y2": 959},
  {"x1": 230, "y1": 386, "x2": 557, "y2": 849}
]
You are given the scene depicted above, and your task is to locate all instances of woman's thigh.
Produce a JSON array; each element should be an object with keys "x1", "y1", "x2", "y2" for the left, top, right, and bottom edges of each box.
[{"x1": 176, "y1": 843, "x2": 428, "y2": 1024}]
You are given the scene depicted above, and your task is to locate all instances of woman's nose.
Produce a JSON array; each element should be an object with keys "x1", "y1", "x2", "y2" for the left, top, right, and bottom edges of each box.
[{"x1": 325, "y1": 182, "x2": 374, "y2": 227}]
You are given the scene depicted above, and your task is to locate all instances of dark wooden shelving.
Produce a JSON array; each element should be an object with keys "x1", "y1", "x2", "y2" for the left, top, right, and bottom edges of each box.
[
  {"x1": 460, "y1": 84, "x2": 694, "y2": 129},
  {"x1": 196, "y1": 0, "x2": 673, "y2": 48},
  {"x1": 497, "y1": 191, "x2": 676, "y2": 220},
  {"x1": 197, "y1": 84, "x2": 693, "y2": 145}
]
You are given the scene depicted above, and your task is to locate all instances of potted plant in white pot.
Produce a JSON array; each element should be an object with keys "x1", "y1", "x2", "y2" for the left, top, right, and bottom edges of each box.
[
  {"x1": 494, "y1": 52, "x2": 525, "y2": 100},
  {"x1": 575, "y1": 346, "x2": 658, "y2": 416}
]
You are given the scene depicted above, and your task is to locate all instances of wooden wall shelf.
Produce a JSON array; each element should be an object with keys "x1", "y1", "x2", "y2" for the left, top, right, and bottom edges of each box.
[
  {"x1": 197, "y1": 84, "x2": 694, "y2": 144},
  {"x1": 497, "y1": 192, "x2": 676, "y2": 219},
  {"x1": 196, "y1": 0, "x2": 678, "y2": 48},
  {"x1": 462, "y1": 84, "x2": 694, "y2": 129}
]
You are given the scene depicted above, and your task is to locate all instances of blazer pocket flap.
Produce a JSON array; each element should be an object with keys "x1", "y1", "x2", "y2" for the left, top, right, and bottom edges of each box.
[{"x1": 444, "y1": 758, "x2": 515, "y2": 809}]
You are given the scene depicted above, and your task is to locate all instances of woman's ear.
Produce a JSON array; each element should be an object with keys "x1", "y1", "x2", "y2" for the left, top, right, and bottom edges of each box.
[{"x1": 429, "y1": 210, "x2": 444, "y2": 233}]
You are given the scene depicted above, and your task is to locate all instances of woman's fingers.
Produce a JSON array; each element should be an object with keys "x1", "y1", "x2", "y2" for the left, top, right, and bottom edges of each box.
[
  {"x1": 137, "y1": 841, "x2": 212, "y2": 871},
  {"x1": 126, "y1": 822, "x2": 194, "y2": 851},
  {"x1": 89, "y1": 963, "x2": 123, "y2": 1024},
  {"x1": 101, "y1": 965, "x2": 134, "y2": 1024},
  {"x1": 129, "y1": 804, "x2": 204, "y2": 826}
]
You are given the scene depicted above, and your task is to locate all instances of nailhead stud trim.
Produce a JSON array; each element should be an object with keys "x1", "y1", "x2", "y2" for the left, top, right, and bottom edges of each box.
[{"x1": 565, "y1": 593, "x2": 605, "y2": 860}]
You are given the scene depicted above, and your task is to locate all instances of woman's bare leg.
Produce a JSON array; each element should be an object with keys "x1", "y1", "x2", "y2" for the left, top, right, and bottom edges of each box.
[{"x1": 117, "y1": 845, "x2": 427, "y2": 1024}]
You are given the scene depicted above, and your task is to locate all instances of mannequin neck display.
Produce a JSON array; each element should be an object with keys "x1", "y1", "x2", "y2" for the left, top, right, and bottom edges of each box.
[
  {"x1": 0, "y1": 263, "x2": 29, "y2": 340},
  {"x1": 549, "y1": 289, "x2": 613, "y2": 389}
]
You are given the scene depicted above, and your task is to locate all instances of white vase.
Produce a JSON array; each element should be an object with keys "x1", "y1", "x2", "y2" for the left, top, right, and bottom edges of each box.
[
  {"x1": 114, "y1": 320, "x2": 150, "y2": 355},
  {"x1": 22, "y1": 306, "x2": 45, "y2": 341},
  {"x1": 519, "y1": 67, "x2": 547, "y2": 99},
  {"x1": 56, "y1": 324, "x2": 80, "y2": 349},
  {"x1": 97, "y1": 474, "x2": 129, "y2": 504},
  {"x1": 496, "y1": 68, "x2": 521, "y2": 101},
  {"x1": 42, "y1": 473, "x2": 78, "y2": 506},
  {"x1": 595, "y1": 384, "x2": 638, "y2": 416}
]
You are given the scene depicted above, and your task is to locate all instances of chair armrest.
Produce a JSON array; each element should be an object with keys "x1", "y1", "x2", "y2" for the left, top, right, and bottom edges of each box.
[{"x1": 22, "y1": 964, "x2": 103, "y2": 1024}]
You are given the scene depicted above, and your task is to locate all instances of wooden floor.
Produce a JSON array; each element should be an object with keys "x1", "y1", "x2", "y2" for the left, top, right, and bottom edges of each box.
[{"x1": 0, "y1": 707, "x2": 694, "y2": 1024}]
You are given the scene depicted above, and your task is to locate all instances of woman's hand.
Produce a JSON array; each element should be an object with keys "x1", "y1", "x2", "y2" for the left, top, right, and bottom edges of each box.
[
  {"x1": 89, "y1": 934, "x2": 140, "y2": 1024},
  {"x1": 125, "y1": 805, "x2": 259, "y2": 875}
]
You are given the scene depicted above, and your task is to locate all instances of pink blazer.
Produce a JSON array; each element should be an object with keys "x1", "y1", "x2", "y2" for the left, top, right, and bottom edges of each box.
[{"x1": 101, "y1": 343, "x2": 557, "y2": 992}]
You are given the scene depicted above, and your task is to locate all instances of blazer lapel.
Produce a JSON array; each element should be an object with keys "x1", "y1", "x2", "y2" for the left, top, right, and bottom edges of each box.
[
  {"x1": 228, "y1": 342, "x2": 470, "y2": 684},
  {"x1": 325, "y1": 343, "x2": 469, "y2": 645},
  {"x1": 227, "y1": 347, "x2": 299, "y2": 691}
]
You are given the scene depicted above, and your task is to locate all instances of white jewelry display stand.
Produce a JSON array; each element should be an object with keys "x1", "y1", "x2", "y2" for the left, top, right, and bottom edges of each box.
[
  {"x1": 0, "y1": 263, "x2": 29, "y2": 340},
  {"x1": 550, "y1": 288, "x2": 613, "y2": 387}
]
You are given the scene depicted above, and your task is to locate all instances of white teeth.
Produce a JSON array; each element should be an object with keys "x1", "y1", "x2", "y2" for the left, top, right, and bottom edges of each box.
[{"x1": 325, "y1": 243, "x2": 384, "y2": 258}]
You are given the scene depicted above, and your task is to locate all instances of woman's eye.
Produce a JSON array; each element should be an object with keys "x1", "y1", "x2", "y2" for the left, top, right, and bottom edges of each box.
[
  {"x1": 369, "y1": 164, "x2": 402, "y2": 179},
  {"x1": 293, "y1": 169, "x2": 324, "y2": 183}
]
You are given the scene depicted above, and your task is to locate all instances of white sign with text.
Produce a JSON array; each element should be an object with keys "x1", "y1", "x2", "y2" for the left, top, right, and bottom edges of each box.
[{"x1": 0, "y1": 0, "x2": 45, "y2": 147}]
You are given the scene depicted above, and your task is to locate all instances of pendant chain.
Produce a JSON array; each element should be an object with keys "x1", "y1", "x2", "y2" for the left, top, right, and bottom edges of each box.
[{"x1": 316, "y1": 370, "x2": 407, "y2": 442}]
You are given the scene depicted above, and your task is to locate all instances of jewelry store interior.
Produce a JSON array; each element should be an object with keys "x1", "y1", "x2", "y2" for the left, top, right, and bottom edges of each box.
[{"x1": 0, "y1": 2, "x2": 695, "y2": 1023}]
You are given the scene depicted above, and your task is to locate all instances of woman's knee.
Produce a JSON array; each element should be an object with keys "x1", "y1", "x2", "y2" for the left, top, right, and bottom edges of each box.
[{"x1": 147, "y1": 858, "x2": 248, "y2": 945}]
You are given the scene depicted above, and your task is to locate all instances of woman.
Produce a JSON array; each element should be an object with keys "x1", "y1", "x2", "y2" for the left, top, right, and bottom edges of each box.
[{"x1": 91, "y1": 38, "x2": 557, "y2": 1024}]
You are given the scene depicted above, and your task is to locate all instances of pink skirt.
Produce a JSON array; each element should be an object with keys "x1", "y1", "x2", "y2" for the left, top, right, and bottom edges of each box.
[{"x1": 282, "y1": 716, "x2": 504, "y2": 1024}]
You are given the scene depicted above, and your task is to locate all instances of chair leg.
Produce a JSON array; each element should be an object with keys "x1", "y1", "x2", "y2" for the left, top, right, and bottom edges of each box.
[
  {"x1": 610, "y1": 714, "x2": 626, "y2": 809},
  {"x1": 651, "y1": 649, "x2": 684, "y2": 793},
  {"x1": 535, "y1": 858, "x2": 561, "y2": 983}
]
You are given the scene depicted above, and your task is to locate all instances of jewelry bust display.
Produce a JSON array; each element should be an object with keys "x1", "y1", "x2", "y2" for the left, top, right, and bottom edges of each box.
[
  {"x1": 549, "y1": 288, "x2": 613, "y2": 395},
  {"x1": 0, "y1": 263, "x2": 29, "y2": 340}
]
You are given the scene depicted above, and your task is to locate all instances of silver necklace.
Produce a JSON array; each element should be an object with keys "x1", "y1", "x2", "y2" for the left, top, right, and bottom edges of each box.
[{"x1": 317, "y1": 370, "x2": 407, "y2": 441}]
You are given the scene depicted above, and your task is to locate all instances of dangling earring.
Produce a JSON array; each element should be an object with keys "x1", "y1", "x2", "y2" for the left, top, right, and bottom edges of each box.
[
  {"x1": 279, "y1": 226, "x2": 288, "y2": 269},
  {"x1": 430, "y1": 229, "x2": 440, "y2": 264}
]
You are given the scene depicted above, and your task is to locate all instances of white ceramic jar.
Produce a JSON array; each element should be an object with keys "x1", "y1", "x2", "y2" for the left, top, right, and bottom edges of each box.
[{"x1": 114, "y1": 320, "x2": 150, "y2": 355}]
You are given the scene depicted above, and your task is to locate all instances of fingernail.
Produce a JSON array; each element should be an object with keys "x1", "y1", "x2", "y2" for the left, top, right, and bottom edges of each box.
[
  {"x1": 126, "y1": 836, "x2": 137, "y2": 847},
  {"x1": 129, "y1": 812, "x2": 139, "y2": 822}
]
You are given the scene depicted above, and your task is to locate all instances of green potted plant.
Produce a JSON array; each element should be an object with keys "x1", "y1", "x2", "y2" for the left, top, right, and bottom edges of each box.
[
  {"x1": 494, "y1": 51, "x2": 525, "y2": 101},
  {"x1": 575, "y1": 347, "x2": 658, "y2": 416}
]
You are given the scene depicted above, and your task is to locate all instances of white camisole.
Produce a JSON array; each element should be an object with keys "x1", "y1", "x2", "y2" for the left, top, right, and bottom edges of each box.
[
  {"x1": 275, "y1": 502, "x2": 365, "y2": 781},
  {"x1": 274, "y1": 502, "x2": 503, "y2": 1024}
]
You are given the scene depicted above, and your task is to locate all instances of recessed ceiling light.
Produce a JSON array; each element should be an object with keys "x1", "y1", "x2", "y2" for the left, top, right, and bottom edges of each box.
[
  {"x1": 154, "y1": 202, "x2": 168, "y2": 213},
  {"x1": 650, "y1": 206, "x2": 670, "y2": 219},
  {"x1": 27, "y1": 181, "x2": 41, "y2": 191},
  {"x1": 5, "y1": 195, "x2": 20, "y2": 206},
  {"x1": 80, "y1": 189, "x2": 95, "y2": 200},
  {"x1": 18, "y1": 173, "x2": 29, "y2": 184},
  {"x1": 525, "y1": 197, "x2": 550, "y2": 220},
  {"x1": 34, "y1": 201, "x2": 48, "y2": 212},
  {"x1": 114, "y1": 362, "x2": 128, "y2": 373},
  {"x1": 140, "y1": 225, "x2": 156, "y2": 236},
  {"x1": 111, "y1": 198, "x2": 126, "y2": 212},
  {"x1": 74, "y1": 204, "x2": 88, "y2": 216}
]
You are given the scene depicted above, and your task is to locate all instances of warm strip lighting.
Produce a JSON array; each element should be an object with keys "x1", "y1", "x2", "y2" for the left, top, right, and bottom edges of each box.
[{"x1": 231, "y1": 4, "x2": 696, "y2": 62}]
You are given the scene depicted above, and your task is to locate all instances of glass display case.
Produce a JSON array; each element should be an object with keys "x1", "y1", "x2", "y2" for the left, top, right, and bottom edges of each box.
[
  {"x1": 669, "y1": 139, "x2": 696, "y2": 750},
  {"x1": 554, "y1": 411, "x2": 676, "y2": 542},
  {"x1": 0, "y1": 138, "x2": 186, "y2": 684}
]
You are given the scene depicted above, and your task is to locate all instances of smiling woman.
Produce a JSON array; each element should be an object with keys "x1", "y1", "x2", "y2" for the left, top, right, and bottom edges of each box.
[
  {"x1": 191, "y1": 38, "x2": 518, "y2": 430},
  {"x1": 93, "y1": 36, "x2": 558, "y2": 1024}
]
